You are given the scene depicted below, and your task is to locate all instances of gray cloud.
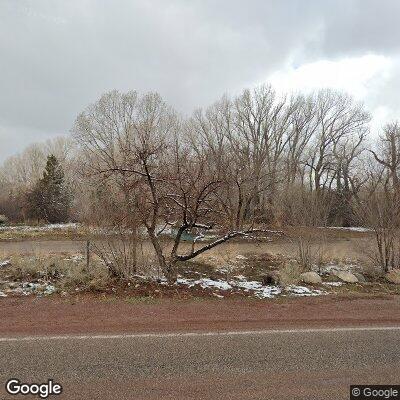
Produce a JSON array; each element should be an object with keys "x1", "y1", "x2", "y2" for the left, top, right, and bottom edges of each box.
[
  {"x1": 1, "y1": 0, "x2": 400, "y2": 161},
  {"x1": 319, "y1": 0, "x2": 400, "y2": 57}
]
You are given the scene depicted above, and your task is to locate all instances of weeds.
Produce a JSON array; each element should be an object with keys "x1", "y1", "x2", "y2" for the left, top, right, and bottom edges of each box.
[
  {"x1": 296, "y1": 233, "x2": 327, "y2": 272},
  {"x1": 279, "y1": 260, "x2": 302, "y2": 286},
  {"x1": 2, "y1": 255, "x2": 112, "y2": 292}
]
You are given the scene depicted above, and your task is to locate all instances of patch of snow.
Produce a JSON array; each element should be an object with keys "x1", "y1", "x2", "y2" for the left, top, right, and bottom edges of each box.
[
  {"x1": 323, "y1": 282, "x2": 344, "y2": 287},
  {"x1": 216, "y1": 267, "x2": 230, "y2": 274},
  {"x1": 133, "y1": 274, "x2": 150, "y2": 280},
  {"x1": 0, "y1": 259, "x2": 11, "y2": 268},
  {"x1": 175, "y1": 275, "x2": 327, "y2": 299},
  {"x1": 285, "y1": 285, "x2": 325, "y2": 296},
  {"x1": 177, "y1": 277, "x2": 232, "y2": 290},
  {"x1": 64, "y1": 254, "x2": 84, "y2": 263},
  {"x1": 0, "y1": 291, "x2": 7, "y2": 297},
  {"x1": 234, "y1": 280, "x2": 262, "y2": 291},
  {"x1": 2, "y1": 281, "x2": 57, "y2": 296},
  {"x1": 256, "y1": 286, "x2": 283, "y2": 298},
  {"x1": 196, "y1": 234, "x2": 218, "y2": 241},
  {"x1": 233, "y1": 275, "x2": 247, "y2": 281},
  {"x1": 313, "y1": 263, "x2": 359, "y2": 274},
  {"x1": 235, "y1": 255, "x2": 247, "y2": 260},
  {"x1": 176, "y1": 277, "x2": 193, "y2": 286},
  {"x1": 155, "y1": 224, "x2": 173, "y2": 236},
  {"x1": 233, "y1": 282, "x2": 324, "y2": 298},
  {"x1": 325, "y1": 226, "x2": 372, "y2": 233},
  {"x1": 0, "y1": 223, "x2": 78, "y2": 232},
  {"x1": 43, "y1": 285, "x2": 56, "y2": 295},
  {"x1": 199, "y1": 278, "x2": 232, "y2": 290}
]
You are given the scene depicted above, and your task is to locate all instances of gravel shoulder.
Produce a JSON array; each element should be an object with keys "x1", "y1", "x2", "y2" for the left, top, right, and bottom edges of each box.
[{"x1": 1, "y1": 294, "x2": 399, "y2": 337}]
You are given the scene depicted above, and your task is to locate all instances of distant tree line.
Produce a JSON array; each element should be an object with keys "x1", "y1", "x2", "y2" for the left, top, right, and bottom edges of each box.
[
  {"x1": 1, "y1": 85, "x2": 400, "y2": 276},
  {"x1": 0, "y1": 137, "x2": 73, "y2": 223}
]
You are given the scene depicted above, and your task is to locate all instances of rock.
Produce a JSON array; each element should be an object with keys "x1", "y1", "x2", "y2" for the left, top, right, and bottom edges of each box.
[
  {"x1": 262, "y1": 271, "x2": 281, "y2": 286},
  {"x1": 300, "y1": 271, "x2": 322, "y2": 284},
  {"x1": 333, "y1": 271, "x2": 358, "y2": 283},
  {"x1": 385, "y1": 269, "x2": 400, "y2": 284},
  {"x1": 353, "y1": 272, "x2": 367, "y2": 283}
]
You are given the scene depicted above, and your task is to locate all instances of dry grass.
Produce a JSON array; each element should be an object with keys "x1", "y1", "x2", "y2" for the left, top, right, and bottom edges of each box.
[
  {"x1": 331, "y1": 282, "x2": 400, "y2": 296},
  {"x1": 278, "y1": 259, "x2": 302, "y2": 286},
  {"x1": 0, "y1": 226, "x2": 374, "y2": 265},
  {"x1": 0, "y1": 227, "x2": 87, "y2": 241},
  {"x1": 59, "y1": 261, "x2": 110, "y2": 291},
  {"x1": 0, "y1": 227, "x2": 398, "y2": 299},
  {"x1": 1, "y1": 255, "x2": 112, "y2": 292}
]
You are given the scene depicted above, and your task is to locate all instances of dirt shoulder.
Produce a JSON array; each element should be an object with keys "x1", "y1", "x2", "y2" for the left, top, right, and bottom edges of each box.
[{"x1": 0, "y1": 294, "x2": 399, "y2": 337}]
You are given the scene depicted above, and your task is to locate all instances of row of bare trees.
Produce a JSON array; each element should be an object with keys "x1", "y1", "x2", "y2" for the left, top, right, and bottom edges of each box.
[
  {"x1": 186, "y1": 86, "x2": 371, "y2": 228},
  {"x1": 2, "y1": 85, "x2": 400, "y2": 275}
]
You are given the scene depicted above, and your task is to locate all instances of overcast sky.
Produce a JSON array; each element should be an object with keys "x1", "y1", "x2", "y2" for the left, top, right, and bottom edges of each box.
[{"x1": 1, "y1": 0, "x2": 400, "y2": 161}]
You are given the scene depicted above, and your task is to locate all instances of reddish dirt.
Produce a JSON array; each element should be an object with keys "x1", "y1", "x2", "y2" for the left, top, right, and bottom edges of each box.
[{"x1": 0, "y1": 294, "x2": 399, "y2": 336}]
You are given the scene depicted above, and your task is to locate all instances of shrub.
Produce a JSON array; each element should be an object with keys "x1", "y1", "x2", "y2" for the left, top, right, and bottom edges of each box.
[
  {"x1": 279, "y1": 259, "x2": 302, "y2": 286},
  {"x1": 0, "y1": 214, "x2": 8, "y2": 225}
]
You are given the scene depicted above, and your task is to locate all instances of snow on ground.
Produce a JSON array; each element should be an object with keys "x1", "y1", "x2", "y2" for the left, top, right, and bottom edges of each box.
[
  {"x1": 311, "y1": 262, "x2": 360, "y2": 274},
  {"x1": 0, "y1": 223, "x2": 78, "y2": 232},
  {"x1": 64, "y1": 254, "x2": 84, "y2": 262},
  {"x1": 0, "y1": 281, "x2": 56, "y2": 297},
  {"x1": 285, "y1": 285, "x2": 325, "y2": 296},
  {"x1": 0, "y1": 260, "x2": 11, "y2": 268},
  {"x1": 0, "y1": 271, "x2": 330, "y2": 299},
  {"x1": 177, "y1": 277, "x2": 232, "y2": 290},
  {"x1": 324, "y1": 226, "x2": 372, "y2": 233},
  {"x1": 256, "y1": 286, "x2": 283, "y2": 298},
  {"x1": 323, "y1": 282, "x2": 344, "y2": 287},
  {"x1": 176, "y1": 276, "x2": 326, "y2": 299},
  {"x1": 234, "y1": 280, "x2": 263, "y2": 291}
]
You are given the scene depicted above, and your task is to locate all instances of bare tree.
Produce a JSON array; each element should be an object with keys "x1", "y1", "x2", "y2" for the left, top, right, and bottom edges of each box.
[
  {"x1": 370, "y1": 121, "x2": 400, "y2": 196},
  {"x1": 331, "y1": 129, "x2": 367, "y2": 225},
  {"x1": 357, "y1": 187, "x2": 400, "y2": 272},
  {"x1": 188, "y1": 85, "x2": 299, "y2": 227},
  {"x1": 305, "y1": 90, "x2": 370, "y2": 194},
  {"x1": 73, "y1": 90, "x2": 282, "y2": 282},
  {"x1": 0, "y1": 83, "x2": 381, "y2": 237},
  {"x1": 284, "y1": 94, "x2": 318, "y2": 186}
]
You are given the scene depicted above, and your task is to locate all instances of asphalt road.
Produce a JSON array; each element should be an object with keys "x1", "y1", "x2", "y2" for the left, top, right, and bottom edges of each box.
[{"x1": 0, "y1": 327, "x2": 399, "y2": 400}]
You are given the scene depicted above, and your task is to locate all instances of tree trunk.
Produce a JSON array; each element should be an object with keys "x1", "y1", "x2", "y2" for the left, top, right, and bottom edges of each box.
[{"x1": 148, "y1": 229, "x2": 177, "y2": 283}]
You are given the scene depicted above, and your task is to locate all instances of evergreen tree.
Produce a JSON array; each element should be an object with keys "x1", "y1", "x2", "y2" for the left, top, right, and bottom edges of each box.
[{"x1": 26, "y1": 155, "x2": 71, "y2": 223}]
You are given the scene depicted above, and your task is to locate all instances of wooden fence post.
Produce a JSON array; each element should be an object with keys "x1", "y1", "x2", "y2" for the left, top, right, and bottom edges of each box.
[{"x1": 86, "y1": 240, "x2": 90, "y2": 270}]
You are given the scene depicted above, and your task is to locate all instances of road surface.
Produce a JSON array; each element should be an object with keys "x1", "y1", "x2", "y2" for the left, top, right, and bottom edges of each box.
[{"x1": 0, "y1": 327, "x2": 399, "y2": 399}]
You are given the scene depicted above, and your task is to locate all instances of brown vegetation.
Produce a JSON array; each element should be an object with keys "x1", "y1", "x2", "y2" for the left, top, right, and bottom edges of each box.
[{"x1": 1, "y1": 86, "x2": 400, "y2": 279}]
